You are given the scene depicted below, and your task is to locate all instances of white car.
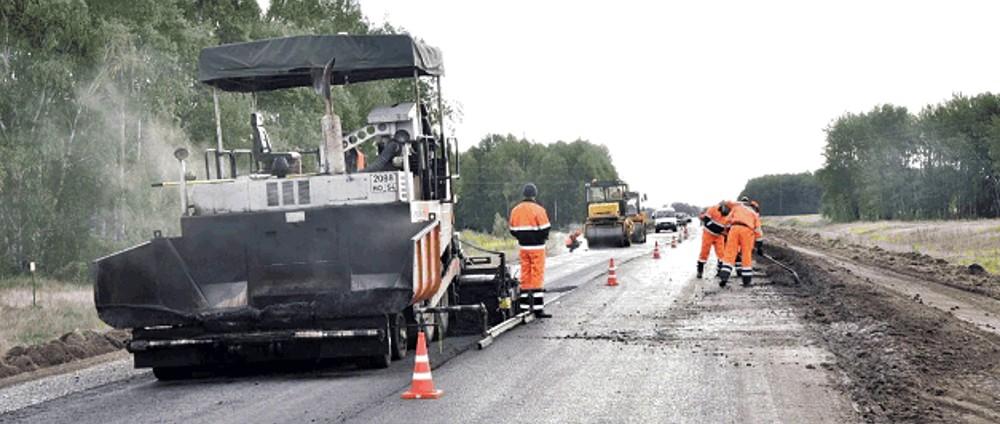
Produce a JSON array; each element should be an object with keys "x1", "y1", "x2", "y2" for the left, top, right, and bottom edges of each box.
[{"x1": 653, "y1": 208, "x2": 678, "y2": 232}]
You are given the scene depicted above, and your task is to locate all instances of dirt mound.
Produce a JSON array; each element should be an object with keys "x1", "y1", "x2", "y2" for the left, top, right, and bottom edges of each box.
[
  {"x1": 763, "y1": 244, "x2": 1000, "y2": 423},
  {"x1": 0, "y1": 329, "x2": 128, "y2": 379},
  {"x1": 767, "y1": 226, "x2": 1000, "y2": 301}
]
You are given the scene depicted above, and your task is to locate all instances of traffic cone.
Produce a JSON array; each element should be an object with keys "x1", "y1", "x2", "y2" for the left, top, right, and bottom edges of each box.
[
  {"x1": 401, "y1": 331, "x2": 443, "y2": 400},
  {"x1": 671, "y1": 236, "x2": 677, "y2": 248},
  {"x1": 606, "y1": 258, "x2": 619, "y2": 286},
  {"x1": 652, "y1": 241, "x2": 661, "y2": 259}
]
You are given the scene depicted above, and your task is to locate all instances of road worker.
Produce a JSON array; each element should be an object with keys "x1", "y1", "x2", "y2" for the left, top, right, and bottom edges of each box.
[
  {"x1": 719, "y1": 198, "x2": 763, "y2": 287},
  {"x1": 565, "y1": 228, "x2": 582, "y2": 253},
  {"x1": 697, "y1": 201, "x2": 730, "y2": 279},
  {"x1": 750, "y1": 200, "x2": 763, "y2": 254},
  {"x1": 736, "y1": 199, "x2": 763, "y2": 277},
  {"x1": 509, "y1": 183, "x2": 552, "y2": 318}
]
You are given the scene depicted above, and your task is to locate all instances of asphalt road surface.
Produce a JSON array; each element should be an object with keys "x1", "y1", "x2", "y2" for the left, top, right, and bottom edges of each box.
[{"x1": 0, "y1": 231, "x2": 856, "y2": 423}]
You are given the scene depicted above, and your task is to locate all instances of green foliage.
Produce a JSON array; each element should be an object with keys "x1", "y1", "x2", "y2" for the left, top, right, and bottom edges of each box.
[
  {"x1": 0, "y1": 0, "x2": 421, "y2": 279},
  {"x1": 740, "y1": 172, "x2": 821, "y2": 216},
  {"x1": 455, "y1": 135, "x2": 619, "y2": 231},
  {"x1": 817, "y1": 94, "x2": 1000, "y2": 222},
  {"x1": 491, "y1": 213, "x2": 508, "y2": 237}
]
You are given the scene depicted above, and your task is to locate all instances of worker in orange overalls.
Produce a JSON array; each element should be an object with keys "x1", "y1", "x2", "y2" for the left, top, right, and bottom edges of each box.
[
  {"x1": 509, "y1": 183, "x2": 552, "y2": 318},
  {"x1": 697, "y1": 201, "x2": 731, "y2": 279},
  {"x1": 719, "y1": 198, "x2": 763, "y2": 287}
]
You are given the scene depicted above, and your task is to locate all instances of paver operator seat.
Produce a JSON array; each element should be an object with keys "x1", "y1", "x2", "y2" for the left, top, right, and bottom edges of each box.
[{"x1": 251, "y1": 112, "x2": 300, "y2": 177}]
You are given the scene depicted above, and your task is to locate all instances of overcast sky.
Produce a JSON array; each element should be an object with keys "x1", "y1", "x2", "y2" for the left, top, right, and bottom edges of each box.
[{"x1": 261, "y1": 0, "x2": 1000, "y2": 207}]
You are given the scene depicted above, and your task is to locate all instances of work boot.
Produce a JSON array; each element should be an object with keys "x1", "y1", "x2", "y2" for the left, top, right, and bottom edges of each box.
[
  {"x1": 742, "y1": 275, "x2": 752, "y2": 286},
  {"x1": 717, "y1": 264, "x2": 732, "y2": 287},
  {"x1": 736, "y1": 267, "x2": 743, "y2": 277},
  {"x1": 535, "y1": 310, "x2": 553, "y2": 319},
  {"x1": 696, "y1": 262, "x2": 705, "y2": 279}
]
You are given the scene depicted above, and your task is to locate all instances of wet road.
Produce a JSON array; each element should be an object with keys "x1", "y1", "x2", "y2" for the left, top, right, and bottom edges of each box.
[
  {"x1": 348, "y1": 231, "x2": 855, "y2": 423},
  {"x1": 0, "y1": 233, "x2": 659, "y2": 423},
  {"x1": 0, "y1": 231, "x2": 855, "y2": 423}
]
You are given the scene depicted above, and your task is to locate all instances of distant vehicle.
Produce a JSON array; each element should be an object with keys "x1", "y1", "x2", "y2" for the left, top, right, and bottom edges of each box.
[
  {"x1": 675, "y1": 212, "x2": 692, "y2": 226},
  {"x1": 653, "y1": 208, "x2": 678, "y2": 232}
]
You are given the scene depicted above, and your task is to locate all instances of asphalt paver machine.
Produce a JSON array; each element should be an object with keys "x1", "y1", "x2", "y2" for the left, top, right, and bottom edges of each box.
[{"x1": 93, "y1": 35, "x2": 521, "y2": 379}]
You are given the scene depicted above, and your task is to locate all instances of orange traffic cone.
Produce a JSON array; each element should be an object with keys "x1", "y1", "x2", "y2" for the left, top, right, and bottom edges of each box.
[
  {"x1": 401, "y1": 331, "x2": 443, "y2": 400},
  {"x1": 652, "y1": 241, "x2": 661, "y2": 259},
  {"x1": 606, "y1": 258, "x2": 619, "y2": 286},
  {"x1": 671, "y1": 236, "x2": 677, "y2": 248}
]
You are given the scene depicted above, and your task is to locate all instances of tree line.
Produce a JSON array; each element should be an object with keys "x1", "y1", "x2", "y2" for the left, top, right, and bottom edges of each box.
[
  {"x1": 0, "y1": 0, "x2": 416, "y2": 278},
  {"x1": 455, "y1": 134, "x2": 619, "y2": 232},
  {"x1": 817, "y1": 94, "x2": 1000, "y2": 222},
  {"x1": 739, "y1": 172, "x2": 822, "y2": 216}
]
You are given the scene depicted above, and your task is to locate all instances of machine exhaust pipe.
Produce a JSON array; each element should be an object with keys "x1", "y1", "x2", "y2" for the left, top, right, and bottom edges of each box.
[{"x1": 174, "y1": 148, "x2": 189, "y2": 216}]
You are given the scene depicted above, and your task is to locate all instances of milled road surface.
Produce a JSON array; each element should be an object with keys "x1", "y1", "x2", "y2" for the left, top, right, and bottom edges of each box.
[{"x1": 0, "y1": 231, "x2": 856, "y2": 423}]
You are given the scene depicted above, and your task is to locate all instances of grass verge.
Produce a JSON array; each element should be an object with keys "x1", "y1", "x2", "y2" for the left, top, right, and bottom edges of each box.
[{"x1": 0, "y1": 276, "x2": 107, "y2": 355}]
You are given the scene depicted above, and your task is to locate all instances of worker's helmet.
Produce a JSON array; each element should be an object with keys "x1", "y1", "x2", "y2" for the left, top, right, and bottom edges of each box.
[
  {"x1": 739, "y1": 195, "x2": 750, "y2": 204},
  {"x1": 522, "y1": 183, "x2": 538, "y2": 199}
]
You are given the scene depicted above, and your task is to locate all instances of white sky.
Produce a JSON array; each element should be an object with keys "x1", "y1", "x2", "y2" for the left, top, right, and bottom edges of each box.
[{"x1": 259, "y1": 0, "x2": 1000, "y2": 207}]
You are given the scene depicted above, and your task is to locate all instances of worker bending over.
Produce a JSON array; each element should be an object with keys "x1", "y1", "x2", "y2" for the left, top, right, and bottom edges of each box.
[
  {"x1": 718, "y1": 198, "x2": 762, "y2": 287},
  {"x1": 565, "y1": 229, "x2": 582, "y2": 253},
  {"x1": 697, "y1": 201, "x2": 730, "y2": 279},
  {"x1": 509, "y1": 183, "x2": 552, "y2": 318}
]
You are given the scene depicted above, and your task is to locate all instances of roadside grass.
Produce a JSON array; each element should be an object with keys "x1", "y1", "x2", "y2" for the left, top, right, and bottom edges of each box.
[
  {"x1": 769, "y1": 217, "x2": 1000, "y2": 274},
  {"x1": 764, "y1": 214, "x2": 829, "y2": 228},
  {"x1": 458, "y1": 231, "x2": 519, "y2": 256},
  {"x1": 0, "y1": 276, "x2": 107, "y2": 354},
  {"x1": 457, "y1": 229, "x2": 569, "y2": 259}
]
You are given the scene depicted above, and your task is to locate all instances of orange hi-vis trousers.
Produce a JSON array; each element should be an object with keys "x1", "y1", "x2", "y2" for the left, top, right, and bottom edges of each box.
[
  {"x1": 721, "y1": 225, "x2": 756, "y2": 278},
  {"x1": 698, "y1": 230, "x2": 725, "y2": 264},
  {"x1": 519, "y1": 248, "x2": 546, "y2": 290}
]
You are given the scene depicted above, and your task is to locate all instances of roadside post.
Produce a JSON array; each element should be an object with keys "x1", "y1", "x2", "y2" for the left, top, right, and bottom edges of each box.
[{"x1": 29, "y1": 261, "x2": 37, "y2": 308}]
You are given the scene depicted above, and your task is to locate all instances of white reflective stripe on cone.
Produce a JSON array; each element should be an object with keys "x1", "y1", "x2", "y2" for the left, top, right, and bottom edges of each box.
[
  {"x1": 412, "y1": 372, "x2": 433, "y2": 381},
  {"x1": 519, "y1": 244, "x2": 547, "y2": 250},
  {"x1": 415, "y1": 354, "x2": 429, "y2": 363},
  {"x1": 531, "y1": 292, "x2": 544, "y2": 298}
]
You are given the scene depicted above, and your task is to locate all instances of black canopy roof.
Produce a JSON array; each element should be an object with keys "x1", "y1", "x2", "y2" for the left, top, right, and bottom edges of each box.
[{"x1": 198, "y1": 34, "x2": 444, "y2": 92}]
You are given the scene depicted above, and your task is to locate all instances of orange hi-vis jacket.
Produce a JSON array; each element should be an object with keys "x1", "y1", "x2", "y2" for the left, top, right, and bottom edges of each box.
[
  {"x1": 721, "y1": 202, "x2": 763, "y2": 275},
  {"x1": 724, "y1": 202, "x2": 762, "y2": 237},
  {"x1": 509, "y1": 200, "x2": 550, "y2": 291},
  {"x1": 509, "y1": 200, "x2": 551, "y2": 250},
  {"x1": 699, "y1": 205, "x2": 727, "y2": 236}
]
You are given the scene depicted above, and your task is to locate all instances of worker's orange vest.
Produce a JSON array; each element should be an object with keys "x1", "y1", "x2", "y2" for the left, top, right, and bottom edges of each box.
[
  {"x1": 726, "y1": 203, "x2": 762, "y2": 237},
  {"x1": 509, "y1": 200, "x2": 550, "y2": 250},
  {"x1": 700, "y1": 205, "x2": 727, "y2": 235}
]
